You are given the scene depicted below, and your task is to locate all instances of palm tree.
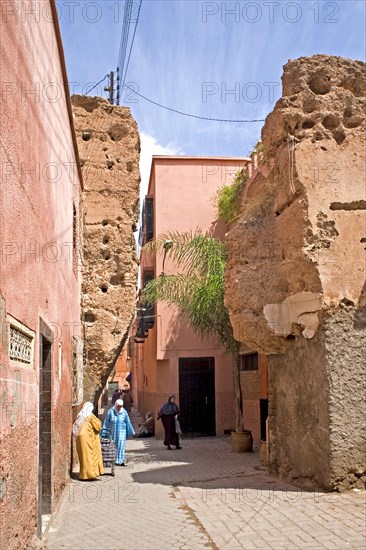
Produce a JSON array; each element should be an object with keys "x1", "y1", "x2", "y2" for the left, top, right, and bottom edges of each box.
[{"x1": 140, "y1": 229, "x2": 245, "y2": 433}]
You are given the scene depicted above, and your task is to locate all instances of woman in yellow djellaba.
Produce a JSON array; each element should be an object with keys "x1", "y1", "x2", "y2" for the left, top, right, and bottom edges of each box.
[{"x1": 73, "y1": 402, "x2": 104, "y2": 480}]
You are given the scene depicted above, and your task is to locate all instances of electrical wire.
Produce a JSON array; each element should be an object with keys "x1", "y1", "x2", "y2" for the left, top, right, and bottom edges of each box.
[
  {"x1": 117, "y1": 0, "x2": 134, "y2": 104},
  {"x1": 118, "y1": 0, "x2": 133, "y2": 74},
  {"x1": 85, "y1": 74, "x2": 109, "y2": 96},
  {"x1": 122, "y1": 0, "x2": 143, "y2": 90},
  {"x1": 123, "y1": 85, "x2": 266, "y2": 122}
]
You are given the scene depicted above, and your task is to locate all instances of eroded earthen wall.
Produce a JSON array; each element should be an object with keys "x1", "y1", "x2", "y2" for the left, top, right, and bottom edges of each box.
[
  {"x1": 72, "y1": 96, "x2": 140, "y2": 403},
  {"x1": 225, "y1": 55, "x2": 366, "y2": 490}
]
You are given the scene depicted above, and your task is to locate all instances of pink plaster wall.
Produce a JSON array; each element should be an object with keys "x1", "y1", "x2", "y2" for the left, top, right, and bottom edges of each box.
[
  {"x1": 137, "y1": 157, "x2": 247, "y2": 436},
  {"x1": 0, "y1": 2, "x2": 82, "y2": 546}
]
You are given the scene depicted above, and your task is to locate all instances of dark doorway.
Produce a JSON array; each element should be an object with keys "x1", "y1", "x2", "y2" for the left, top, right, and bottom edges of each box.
[
  {"x1": 37, "y1": 321, "x2": 53, "y2": 538},
  {"x1": 260, "y1": 399, "x2": 268, "y2": 441},
  {"x1": 179, "y1": 357, "x2": 215, "y2": 436}
]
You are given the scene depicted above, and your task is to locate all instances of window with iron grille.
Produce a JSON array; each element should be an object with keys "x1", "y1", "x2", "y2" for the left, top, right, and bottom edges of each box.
[
  {"x1": 72, "y1": 203, "x2": 78, "y2": 275},
  {"x1": 141, "y1": 270, "x2": 155, "y2": 329},
  {"x1": 145, "y1": 198, "x2": 154, "y2": 243},
  {"x1": 240, "y1": 353, "x2": 259, "y2": 371},
  {"x1": 71, "y1": 337, "x2": 83, "y2": 405}
]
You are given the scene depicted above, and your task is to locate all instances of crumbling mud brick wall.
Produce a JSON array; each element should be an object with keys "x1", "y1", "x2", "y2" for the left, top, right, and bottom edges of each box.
[
  {"x1": 72, "y1": 96, "x2": 140, "y2": 404},
  {"x1": 225, "y1": 55, "x2": 365, "y2": 490}
]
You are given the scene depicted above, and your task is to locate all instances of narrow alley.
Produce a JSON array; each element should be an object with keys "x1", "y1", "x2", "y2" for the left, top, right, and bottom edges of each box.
[
  {"x1": 43, "y1": 409, "x2": 365, "y2": 550},
  {"x1": 1, "y1": 2, "x2": 365, "y2": 549}
]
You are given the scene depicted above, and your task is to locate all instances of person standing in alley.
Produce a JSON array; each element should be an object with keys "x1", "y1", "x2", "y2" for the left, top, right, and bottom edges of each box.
[
  {"x1": 158, "y1": 394, "x2": 182, "y2": 450},
  {"x1": 73, "y1": 401, "x2": 104, "y2": 480},
  {"x1": 122, "y1": 384, "x2": 133, "y2": 413},
  {"x1": 111, "y1": 387, "x2": 121, "y2": 405},
  {"x1": 102, "y1": 399, "x2": 135, "y2": 466}
]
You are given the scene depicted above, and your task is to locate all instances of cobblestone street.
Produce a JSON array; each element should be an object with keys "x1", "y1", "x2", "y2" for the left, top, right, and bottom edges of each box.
[{"x1": 42, "y1": 410, "x2": 366, "y2": 550}]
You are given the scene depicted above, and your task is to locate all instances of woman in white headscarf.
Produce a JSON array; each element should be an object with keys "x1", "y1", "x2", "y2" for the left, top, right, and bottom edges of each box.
[
  {"x1": 73, "y1": 401, "x2": 104, "y2": 480},
  {"x1": 102, "y1": 399, "x2": 135, "y2": 466}
]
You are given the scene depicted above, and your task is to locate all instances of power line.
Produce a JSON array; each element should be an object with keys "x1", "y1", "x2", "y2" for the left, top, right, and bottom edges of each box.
[
  {"x1": 122, "y1": 0, "x2": 143, "y2": 90},
  {"x1": 117, "y1": 0, "x2": 134, "y2": 104},
  {"x1": 85, "y1": 75, "x2": 109, "y2": 96},
  {"x1": 123, "y1": 85, "x2": 266, "y2": 123}
]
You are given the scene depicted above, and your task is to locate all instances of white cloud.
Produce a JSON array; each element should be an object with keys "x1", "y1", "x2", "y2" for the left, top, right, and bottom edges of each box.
[
  {"x1": 135, "y1": 133, "x2": 185, "y2": 246},
  {"x1": 139, "y1": 132, "x2": 184, "y2": 202}
]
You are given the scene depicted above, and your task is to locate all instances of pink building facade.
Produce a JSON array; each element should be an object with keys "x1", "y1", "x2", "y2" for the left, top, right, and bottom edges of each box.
[
  {"x1": 0, "y1": 2, "x2": 83, "y2": 547},
  {"x1": 132, "y1": 156, "x2": 247, "y2": 438}
]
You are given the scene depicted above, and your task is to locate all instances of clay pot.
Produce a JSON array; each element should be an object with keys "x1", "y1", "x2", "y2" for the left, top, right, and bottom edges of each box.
[{"x1": 231, "y1": 430, "x2": 253, "y2": 452}]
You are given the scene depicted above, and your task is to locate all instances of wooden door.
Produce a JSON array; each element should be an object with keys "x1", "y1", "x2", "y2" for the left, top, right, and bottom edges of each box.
[{"x1": 179, "y1": 357, "x2": 215, "y2": 436}]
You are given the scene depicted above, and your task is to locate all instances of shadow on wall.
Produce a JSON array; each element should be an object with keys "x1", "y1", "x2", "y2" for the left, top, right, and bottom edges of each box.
[
  {"x1": 354, "y1": 279, "x2": 366, "y2": 329},
  {"x1": 161, "y1": 310, "x2": 222, "y2": 355},
  {"x1": 209, "y1": 218, "x2": 227, "y2": 240}
]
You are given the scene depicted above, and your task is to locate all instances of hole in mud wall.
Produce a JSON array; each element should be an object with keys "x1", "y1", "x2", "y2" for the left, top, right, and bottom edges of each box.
[
  {"x1": 322, "y1": 115, "x2": 340, "y2": 130},
  {"x1": 103, "y1": 235, "x2": 109, "y2": 244},
  {"x1": 82, "y1": 130, "x2": 92, "y2": 141},
  {"x1": 108, "y1": 124, "x2": 129, "y2": 142},
  {"x1": 344, "y1": 107, "x2": 353, "y2": 118},
  {"x1": 126, "y1": 161, "x2": 133, "y2": 172},
  {"x1": 102, "y1": 220, "x2": 108, "y2": 226},
  {"x1": 110, "y1": 274, "x2": 124, "y2": 286},
  {"x1": 343, "y1": 115, "x2": 363, "y2": 129},
  {"x1": 107, "y1": 160, "x2": 114, "y2": 170},
  {"x1": 302, "y1": 119, "x2": 316, "y2": 129},
  {"x1": 102, "y1": 250, "x2": 111, "y2": 260},
  {"x1": 85, "y1": 312, "x2": 96, "y2": 323},
  {"x1": 303, "y1": 98, "x2": 318, "y2": 113},
  {"x1": 332, "y1": 130, "x2": 346, "y2": 145},
  {"x1": 99, "y1": 285, "x2": 108, "y2": 293},
  {"x1": 308, "y1": 74, "x2": 331, "y2": 95}
]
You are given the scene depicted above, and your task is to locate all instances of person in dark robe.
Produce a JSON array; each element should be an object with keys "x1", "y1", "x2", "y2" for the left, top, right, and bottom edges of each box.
[
  {"x1": 158, "y1": 394, "x2": 181, "y2": 450},
  {"x1": 122, "y1": 385, "x2": 133, "y2": 413},
  {"x1": 111, "y1": 388, "x2": 121, "y2": 405}
]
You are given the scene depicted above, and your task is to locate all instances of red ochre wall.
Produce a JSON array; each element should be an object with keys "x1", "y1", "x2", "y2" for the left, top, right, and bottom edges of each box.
[{"x1": 0, "y1": 1, "x2": 83, "y2": 547}]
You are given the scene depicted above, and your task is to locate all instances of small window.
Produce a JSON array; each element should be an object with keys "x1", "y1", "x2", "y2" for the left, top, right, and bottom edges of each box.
[
  {"x1": 138, "y1": 198, "x2": 154, "y2": 246},
  {"x1": 240, "y1": 353, "x2": 259, "y2": 371},
  {"x1": 72, "y1": 204, "x2": 78, "y2": 274},
  {"x1": 145, "y1": 198, "x2": 154, "y2": 242},
  {"x1": 141, "y1": 271, "x2": 155, "y2": 329}
]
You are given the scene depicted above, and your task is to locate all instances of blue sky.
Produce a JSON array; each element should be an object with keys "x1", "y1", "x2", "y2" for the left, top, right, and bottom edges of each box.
[{"x1": 59, "y1": 0, "x2": 365, "y2": 191}]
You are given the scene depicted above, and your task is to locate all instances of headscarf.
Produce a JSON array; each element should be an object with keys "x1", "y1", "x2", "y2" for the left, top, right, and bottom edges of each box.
[
  {"x1": 114, "y1": 399, "x2": 124, "y2": 414},
  {"x1": 162, "y1": 394, "x2": 178, "y2": 415},
  {"x1": 72, "y1": 401, "x2": 94, "y2": 437}
]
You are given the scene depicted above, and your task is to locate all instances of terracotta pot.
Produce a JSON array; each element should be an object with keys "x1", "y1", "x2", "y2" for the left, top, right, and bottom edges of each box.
[{"x1": 231, "y1": 430, "x2": 253, "y2": 452}]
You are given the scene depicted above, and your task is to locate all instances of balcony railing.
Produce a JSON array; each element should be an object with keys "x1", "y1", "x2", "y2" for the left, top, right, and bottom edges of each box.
[{"x1": 138, "y1": 197, "x2": 154, "y2": 247}]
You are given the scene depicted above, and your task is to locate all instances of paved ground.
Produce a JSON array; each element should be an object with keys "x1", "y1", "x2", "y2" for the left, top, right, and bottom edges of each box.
[{"x1": 43, "y1": 408, "x2": 366, "y2": 550}]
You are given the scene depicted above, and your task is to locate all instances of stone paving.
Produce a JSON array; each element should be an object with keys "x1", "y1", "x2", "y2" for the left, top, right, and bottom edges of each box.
[{"x1": 43, "y1": 409, "x2": 366, "y2": 550}]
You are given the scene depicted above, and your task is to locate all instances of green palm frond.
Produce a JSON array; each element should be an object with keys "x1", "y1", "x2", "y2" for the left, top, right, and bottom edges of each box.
[
  {"x1": 141, "y1": 273, "x2": 200, "y2": 311},
  {"x1": 142, "y1": 230, "x2": 227, "y2": 278},
  {"x1": 140, "y1": 229, "x2": 244, "y2": 432},
  {"x1": 141, "y1": 231, "x2": 235, "y2": 355}
]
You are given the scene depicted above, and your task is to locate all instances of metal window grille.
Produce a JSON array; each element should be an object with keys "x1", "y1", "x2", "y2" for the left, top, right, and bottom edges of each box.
[{"x1": 240, "y1": 353, "x2": 259, "y2": 371}]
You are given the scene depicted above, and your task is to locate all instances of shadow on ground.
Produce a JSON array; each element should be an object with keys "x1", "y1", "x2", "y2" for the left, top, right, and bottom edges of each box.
[{"x1": 126, "y1": 436, "x2": 317, "y2": 495}]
